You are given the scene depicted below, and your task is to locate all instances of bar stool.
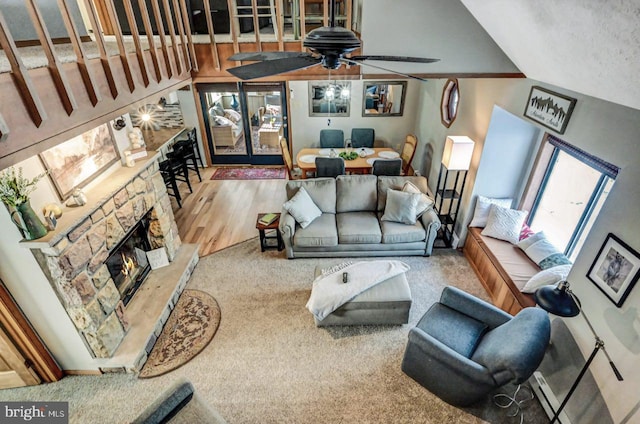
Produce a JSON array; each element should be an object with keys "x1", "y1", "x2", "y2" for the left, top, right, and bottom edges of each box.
[
  {"x1": 188, "y1": 128, "x2": 205, "y2": 168},
  {"x1": 167, "y1": 140, "x2": 201, "y2": 183},
  {"x1": 159, "y1": 159, "x2": 182, "y2": 208}
]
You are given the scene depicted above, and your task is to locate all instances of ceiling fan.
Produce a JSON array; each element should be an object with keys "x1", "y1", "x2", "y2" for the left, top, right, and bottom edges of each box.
[{"x1": 226, "y1": 0, "x2": 439, "y2": 81}]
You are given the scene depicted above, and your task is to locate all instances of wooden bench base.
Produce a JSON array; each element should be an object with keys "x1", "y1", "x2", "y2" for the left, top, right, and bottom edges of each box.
[{"x1": 463, "y1": 228, "x2": 535, "y2": 315}]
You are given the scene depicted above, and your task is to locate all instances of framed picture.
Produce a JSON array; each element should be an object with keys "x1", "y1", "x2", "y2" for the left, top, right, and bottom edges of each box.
[
  {"x1": 40, "y1": 123, "x2": 119, "y2": 200},
  {"x1": 587, "y1": 233, "x2": 640, "y2": 307},
  {"x1": 523, "y1": 86, "x2": 577, "y2": 134}
]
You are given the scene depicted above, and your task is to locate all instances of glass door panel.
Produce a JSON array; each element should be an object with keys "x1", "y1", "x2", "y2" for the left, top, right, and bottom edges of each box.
[{"x1": 243, "y1": 83, "x2": 285, "y2": 158}]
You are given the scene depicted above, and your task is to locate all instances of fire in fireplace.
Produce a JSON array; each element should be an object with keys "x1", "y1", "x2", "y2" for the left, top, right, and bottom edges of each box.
[{"x1": 105, "y1": 216, "x2": 153, "y2": 306}]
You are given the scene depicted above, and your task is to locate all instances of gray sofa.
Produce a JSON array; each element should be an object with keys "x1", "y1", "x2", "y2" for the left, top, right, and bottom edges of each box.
[{"x1": 279, "y1": 175, "x2": 441, "y2": 259}]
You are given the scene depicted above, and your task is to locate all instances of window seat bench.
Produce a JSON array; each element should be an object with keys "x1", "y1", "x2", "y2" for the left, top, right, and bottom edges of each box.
[{"x1": 463, "y1": 227, "x2": 537, "y2": 314}]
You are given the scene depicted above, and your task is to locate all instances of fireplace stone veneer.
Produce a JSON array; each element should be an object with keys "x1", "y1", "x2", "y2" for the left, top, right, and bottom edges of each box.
[{"x1": 24, "y1": 155, "x2": 182, "y2": 359}]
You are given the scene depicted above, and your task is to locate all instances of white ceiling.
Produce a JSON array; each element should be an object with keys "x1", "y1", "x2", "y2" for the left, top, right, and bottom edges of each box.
[{"x1": 460, "y1": 0, "x2": 640, "y2": 111}]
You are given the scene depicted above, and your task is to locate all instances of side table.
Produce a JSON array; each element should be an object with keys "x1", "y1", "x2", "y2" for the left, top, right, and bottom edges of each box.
[{"x1": 256, "y1": 213, "x2": 284, "y2": 252}]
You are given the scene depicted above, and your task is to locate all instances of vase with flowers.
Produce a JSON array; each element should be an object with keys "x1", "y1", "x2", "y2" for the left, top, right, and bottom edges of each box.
[{"x1": 0, "y1": 167, "x2": 48, "y2": 240}]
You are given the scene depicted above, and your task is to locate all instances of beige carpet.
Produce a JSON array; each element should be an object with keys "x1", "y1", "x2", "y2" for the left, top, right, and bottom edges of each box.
[{"x1": 0, "y1": 240, "x2": 548, "y2": 423}]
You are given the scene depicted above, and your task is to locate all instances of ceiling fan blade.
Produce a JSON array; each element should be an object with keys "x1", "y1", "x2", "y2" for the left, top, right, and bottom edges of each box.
[
  {"x1": 341, "y1": 58, "x2": 428, "y2": 82},
  {"x1": 228, "y1": 52, "x2": 311, "y2": 62},
  {"x1": 349, "y1": 55, "x2": 440, "y2": 64},
  {"x1": 228, "y1": 56, "x2": 321, "y2": 80}
]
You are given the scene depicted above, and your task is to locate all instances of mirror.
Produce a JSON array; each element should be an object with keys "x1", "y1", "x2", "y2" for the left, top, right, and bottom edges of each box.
[
  {"x1": 362, "y1": 81, "x2": 407, "y2": 117},
  {"x1": 308, "y1": 81, "x2": 351, "y2": 117},
  {"x1": 441, "y1": 78, "x2": 459, "y2": 128}
]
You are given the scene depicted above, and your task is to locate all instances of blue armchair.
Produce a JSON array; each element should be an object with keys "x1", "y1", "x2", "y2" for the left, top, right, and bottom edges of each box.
[{"x1": 401, "y1": 286, "x2": 550, "y2": 406}]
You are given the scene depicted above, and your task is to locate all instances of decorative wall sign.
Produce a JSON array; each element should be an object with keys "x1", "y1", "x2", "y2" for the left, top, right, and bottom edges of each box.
[
  {"x1": 524, "y1": 86, "x2": 576, "y2": 134},
  {"x1": 39, "y1": 123, "x2": 119, "y2": 200},
  {"x1": 146, "y1": 247, "x2": 170, "y2": 270},
  {"x1": 587, "y1": 233, "x2": 640, "y2": 307}
]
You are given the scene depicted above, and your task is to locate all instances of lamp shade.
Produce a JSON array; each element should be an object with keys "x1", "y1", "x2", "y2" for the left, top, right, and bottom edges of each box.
[
  {"x1": 534, "y1": 283, "x2": 580, "y2": 317},
  {"x1": 442, "y1": 136, "x2": 475, "y2": 170}
]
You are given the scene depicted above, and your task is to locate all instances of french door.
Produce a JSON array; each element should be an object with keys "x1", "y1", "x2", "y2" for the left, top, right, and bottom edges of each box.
[{"x1": 198, "y1": 82, "x2": 287, "y2": 165}]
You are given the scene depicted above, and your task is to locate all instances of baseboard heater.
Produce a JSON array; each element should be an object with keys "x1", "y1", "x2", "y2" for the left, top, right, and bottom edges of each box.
[{"x1": 529, "y1": 371, "x2": 572, "y2": 424}]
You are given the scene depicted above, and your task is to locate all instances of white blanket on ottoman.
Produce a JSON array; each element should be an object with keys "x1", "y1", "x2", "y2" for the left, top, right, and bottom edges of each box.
[{"x1": 306, "y1": 260, "x2": 410, "y2": 321}]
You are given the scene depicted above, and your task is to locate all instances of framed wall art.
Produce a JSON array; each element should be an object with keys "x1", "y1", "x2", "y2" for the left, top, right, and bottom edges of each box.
[
  {"x1": 39, "y1": 123, "x2": 119, "y2": 200},
  {"x1": 587, "y1": 233, "x2": 640, "y2": 307},
  {"x1": 524, "y1": 86, "x2": 577, "y2": 134}
]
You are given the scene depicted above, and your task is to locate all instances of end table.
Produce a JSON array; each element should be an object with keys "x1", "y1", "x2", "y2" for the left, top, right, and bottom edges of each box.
[{"x1": 256, "y1": 213, "x2": 284, "y2": 252}]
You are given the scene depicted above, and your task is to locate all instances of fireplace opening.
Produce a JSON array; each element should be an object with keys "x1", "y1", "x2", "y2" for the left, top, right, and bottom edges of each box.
[{"x1": 105, "y1": 215, "x2": 153, "y2": 306}]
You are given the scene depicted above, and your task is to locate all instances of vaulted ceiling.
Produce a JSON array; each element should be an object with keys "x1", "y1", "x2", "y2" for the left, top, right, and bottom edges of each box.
[{"x1": 460, "y1": 0, "x2": 640, "y2": 111}]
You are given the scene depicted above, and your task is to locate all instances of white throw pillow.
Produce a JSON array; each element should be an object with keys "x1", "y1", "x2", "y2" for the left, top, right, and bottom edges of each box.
[
  {"x1": 213, "y1": 115, "x2": 239, "y2": 130},
  {"x1": 381, "y1": 189, "x2": 420, "y2": 225},
  {"x1": 224, "y1": 109, "x2": 242, "y2": 123},
  {"x1": 283, "y1": 187, "x2": 322, "y2": 229},
  {"x1": 522, "y1": 264, "x2": 572, "y2": 293},
  {"x1": 516, "y1": 231, "x2": 572, "y2": 269},
  {"x1": 469, "y1": 196, "x2": 513, "y2": 227},
  {"x1": 481, "y1": 204, "x2": 528, "y2": 244},
  {"x1": 402, "y1": 181, "x2": 434, "y2": 219}
]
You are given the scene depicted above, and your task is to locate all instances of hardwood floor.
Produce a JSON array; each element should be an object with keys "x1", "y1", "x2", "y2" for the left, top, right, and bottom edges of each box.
[{"x1": 172, "y1": 167, "x2": 288, "y2": 257}]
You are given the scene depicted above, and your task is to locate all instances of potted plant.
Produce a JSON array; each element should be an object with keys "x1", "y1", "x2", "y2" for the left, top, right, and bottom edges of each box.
[{"x1": 0, "y1": 167, "x2": 48, "y2": 240}]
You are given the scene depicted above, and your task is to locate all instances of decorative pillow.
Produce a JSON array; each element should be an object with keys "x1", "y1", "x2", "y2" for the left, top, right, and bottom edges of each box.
[
  {"x1": 481, "y1": 204, "x2": 528, "y2": 244},
  {"x1": 516, "y1": 231, "x2": 572, "y2": 270},
  {"x1": 213, "y1": 115, "x2": 239, "y2": 130},
  {"x1": 402, "y1": 181, "x2": 434, "y2": 219},
  {"x1": 283, "y1": 187, "x2": 322, "y2": 229},
  {"x1": 469, "y1": 196, "x2": 513, "y2": 227},
  {"x1": 521, "y1": 264, "x2": 572, "y2": 293},
  {"x1": 224, "y1": 109, "x2": 241, "y2": 123},
  {"x1": 519, "y1": 223, "x2": 535, "y2": 241},
  {"x1": 381, "y1": 189, "x2": 421, "y2": 225}
]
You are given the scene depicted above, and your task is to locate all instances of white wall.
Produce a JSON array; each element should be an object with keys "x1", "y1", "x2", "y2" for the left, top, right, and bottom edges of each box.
[
  {"x1": 288, "y1": 79, "x2": 420, "y2": 160},
  {"x1": 176, "y1": 88, "x2": 207, "y2": 166},
  {"x1": 416, "y1": 77, "x2": 640, "y2": 422}
]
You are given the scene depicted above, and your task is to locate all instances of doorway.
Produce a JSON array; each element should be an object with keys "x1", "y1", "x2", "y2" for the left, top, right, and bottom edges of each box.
[{"x1": 198, "y1": 82, "x2": 287, "y2": 166}]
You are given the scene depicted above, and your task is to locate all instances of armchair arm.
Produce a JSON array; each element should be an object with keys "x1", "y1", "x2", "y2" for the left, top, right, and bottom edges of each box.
[
  {"x1": 406, "y1": 327, "x2": 495, "y2": 387},
  {"x1": 279, "y1": 209, "x2": 296, "y2": 258},
  {"x1": 420, "y1": 208, "x2": 441, "y2": 256},
  {"x1": 440, "y1": 286, "x2": 512, "y2": 329}
]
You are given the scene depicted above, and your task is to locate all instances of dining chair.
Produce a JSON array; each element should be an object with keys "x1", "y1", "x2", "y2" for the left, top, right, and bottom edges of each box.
[
  {"x1": 372, "y1": 158, "x2": 403, "y2": 176},
  {"x1": 320, "y1": 129, "x2": 344, "y2": 148},
  {"x1": 401, "y1": 134, "x2": 418, "y2": 175},
  {"x1": 279, "y1": 137, "x2": 301, "y2": 180},
  {"x1": 350, "y1": 128, "x2": 375, "y2": 148},
  {"x1": 315, "y1": 157, "x2": 345, "y2": 178}
]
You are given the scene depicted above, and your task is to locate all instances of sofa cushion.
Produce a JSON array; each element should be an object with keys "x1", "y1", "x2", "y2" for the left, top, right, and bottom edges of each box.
[
  {"x1": 381, "y1": 189, "x2": 421, "y2": 225},
  {"x1": 336, "y1": 212, "x2": 382, "y2": 244},
  {"x1": 379, "y1": 213, "x2": 426, "y2": 243},
  {"x1": 402, "y1": 181, "x2": 434, "y2": 218},
  {"x1": 293, "y1": 213, "x2": 338, "y2": 247},
  {"x1": 336, "y1": 175, "x2": 378, "y2": 212},
  {"x1": 286, "y1": 178, "x2": 336, "y2": 213},
  {"x1": 377, "y1": 176, "x2": 428, "y2": 211},
  {"x1": 283, "y1": 186, "x2": 322, "y2": 229}
]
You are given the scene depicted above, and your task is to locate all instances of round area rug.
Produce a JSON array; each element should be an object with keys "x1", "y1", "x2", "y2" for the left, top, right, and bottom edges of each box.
[{"x1": 139, "y1": 290, "x2": 221, "y2": 378}]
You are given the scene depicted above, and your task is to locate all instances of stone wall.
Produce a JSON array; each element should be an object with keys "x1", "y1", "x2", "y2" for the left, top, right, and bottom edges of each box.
[{"x1": 31, "y1": 161, "x2": 181, "y2": 358}]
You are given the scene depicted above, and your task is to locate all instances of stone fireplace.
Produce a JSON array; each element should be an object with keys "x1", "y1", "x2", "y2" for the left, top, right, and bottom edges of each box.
[{"x1": 22, "y1": 156, "x2": 195, "y2": 368}]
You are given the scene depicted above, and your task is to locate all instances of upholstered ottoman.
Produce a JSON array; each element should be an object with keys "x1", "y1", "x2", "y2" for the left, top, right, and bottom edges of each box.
[{"x1": 312, "y1": 266, "x2": 412, "y2": 326}]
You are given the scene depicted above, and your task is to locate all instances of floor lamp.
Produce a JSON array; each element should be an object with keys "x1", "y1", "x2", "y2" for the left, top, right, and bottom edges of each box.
[{"x1": 534, "y1": 281, "x2": 624, "y2": 424}]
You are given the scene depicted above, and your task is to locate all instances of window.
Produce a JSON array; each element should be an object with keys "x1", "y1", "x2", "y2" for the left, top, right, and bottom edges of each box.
[{"x1": 523, "y1": 135, "x2": 618, "y2": 260}]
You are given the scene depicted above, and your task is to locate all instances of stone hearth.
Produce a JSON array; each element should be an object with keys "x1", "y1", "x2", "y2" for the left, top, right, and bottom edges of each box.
[{"x1": 23, "y1": 155, "x2": 182, "y2": 359}]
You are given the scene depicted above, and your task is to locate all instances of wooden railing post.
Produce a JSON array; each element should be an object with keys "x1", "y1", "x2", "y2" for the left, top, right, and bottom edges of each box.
[
  {"x1": 150, "y1": 0, "x2": 174, "y2": 78},
  {"x1": 82, "y1": 0, "x2": 118, "y2": 99},
  {"x1": 0, "y1": 113, "x2": 9, "y2": 142},
  {"x1": 203, "y1": 0, "x2": 221, "y2": 70},
  {"x1": 0, "y1": 11, "x2": 46, "y2": 127},
  {"x1": 103, "y1": 0, "x2": 137, "y2": 92},
  {"x1": 138, "y1": 0, "x2": 163, "y2": 82},
  {"x1": 122, "y1": 0, "x2": 151, "y2": 86},
  {"x1": 172, "y1": 0, "x2": 192, "y2": 72},
  {"x1": 178, "y1": 0, "x2": 199, "y2": 71},
  {"x1": 58, "y1": 0, "x2": 102, "y2": 106},
  {"x1": 162, "y1": 0, "x2": 183, "y2": 75},
  {"x1": 24, "y1": 0, "x2": 77, "y2": 116}
]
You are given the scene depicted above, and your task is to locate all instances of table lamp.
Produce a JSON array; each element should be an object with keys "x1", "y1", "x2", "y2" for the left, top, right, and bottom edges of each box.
[{"x1": 534, "y1": 281, "x2": 623, "y2": 424}]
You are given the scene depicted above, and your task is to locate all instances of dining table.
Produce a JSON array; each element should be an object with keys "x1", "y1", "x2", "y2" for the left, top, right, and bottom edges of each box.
[{"x1": 295, "y1": 147, "x2": 400, "y2": 178}]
